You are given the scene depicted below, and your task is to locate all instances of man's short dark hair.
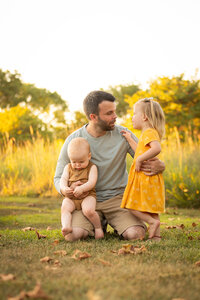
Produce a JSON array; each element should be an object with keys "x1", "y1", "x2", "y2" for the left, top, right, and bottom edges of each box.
[{"x1": 83, "y1": 90, "x2": 115, "y2": 119}]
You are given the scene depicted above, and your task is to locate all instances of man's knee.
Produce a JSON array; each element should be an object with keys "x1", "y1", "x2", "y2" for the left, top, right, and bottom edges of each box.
[
  {"x1": 64, "y1": 227, "x2": 89, "y2": 242},
  {"x1": 122, "y1": 226, "x2": 146, "y2": 240}
]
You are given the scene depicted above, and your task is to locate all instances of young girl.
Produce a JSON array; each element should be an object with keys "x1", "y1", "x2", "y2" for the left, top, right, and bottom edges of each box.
[
  {"x1": 60, "y1": 137, "x2": 104, "y2": 240},
  {"x1": 121, "y1": 98, "x2": 165, "y2": 241}
]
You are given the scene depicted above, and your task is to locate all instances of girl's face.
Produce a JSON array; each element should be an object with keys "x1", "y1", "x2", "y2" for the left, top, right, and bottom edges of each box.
[{"x1": 132, "y1": 103, "x2": 144, "y2": 130}]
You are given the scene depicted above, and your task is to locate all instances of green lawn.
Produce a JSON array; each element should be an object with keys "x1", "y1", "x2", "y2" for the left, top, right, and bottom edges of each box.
[{"x1": 0, "y1": 196, "x2": 200, "y2": 300}]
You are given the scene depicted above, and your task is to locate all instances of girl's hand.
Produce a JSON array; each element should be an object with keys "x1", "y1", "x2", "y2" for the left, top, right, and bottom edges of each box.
[
  {"x1": 135, "y1": 157, "x2": 142, "y2": 172},
  {"x1": 120, "y1": 130, "x2": 132, "y2": 142}
]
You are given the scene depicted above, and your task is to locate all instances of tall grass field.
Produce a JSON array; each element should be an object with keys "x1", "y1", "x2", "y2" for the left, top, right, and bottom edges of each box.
[{"x1": 0, "y1": 129, "x2": 200, "y2": 208}]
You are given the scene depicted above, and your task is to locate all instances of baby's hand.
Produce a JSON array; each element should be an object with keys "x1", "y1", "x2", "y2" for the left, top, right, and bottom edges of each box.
[
  {"x1": 62, "y1": 186, "x2": 74, "y2": 197},
  {"x1": 73, "y1": 186, "x2": 84, "y2": 198},
  {"x1": 120, "y1": 130, "x2": 132, "y2": 142},
  {"x1": 135, "y1": 157, "x2": 142, "y2": 172}
]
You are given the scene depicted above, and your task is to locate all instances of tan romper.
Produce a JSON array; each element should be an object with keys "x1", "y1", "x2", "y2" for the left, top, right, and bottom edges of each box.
[{"x1": 68, "y1": 161, "x2": 96, "y2": 210}]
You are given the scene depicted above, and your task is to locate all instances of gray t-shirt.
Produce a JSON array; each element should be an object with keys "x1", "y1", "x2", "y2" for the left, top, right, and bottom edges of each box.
[{"x1": 54, "y1": 124, "x2": 138, "y2": 202}]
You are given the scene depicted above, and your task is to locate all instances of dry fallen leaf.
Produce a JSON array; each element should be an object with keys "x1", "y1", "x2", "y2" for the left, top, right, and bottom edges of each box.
[
  {"x1": 27, "y1": 203, "x2": 36, "y2": 207},
  {"x1": 40, "y1": 256, "x2": 53, "y2": 263},
  {"x1": 195, "y1": 261, "x2": 200, "y2": 267},
  {"x1": 35, "y1": 231, "x2": 47, "y2": 239},
  {"x1": 71, "y1": 249, "x2": 91, "y2": 260},
  {"x1": 22, "y1": 227, "x2": 35, "y2": 232},
  {"x1": 26, "y1": 283, "x2": 50, "y2": 299},
  {"x1": 46, "y1": 226, "x2": 53, "y2": 230},
  {"x1": 117, "y1": 244, "x2": 147, "y2": 255},
  {"x1": 166, "y1": 226, "x2": 177, "y2": 229},
  {"x1": 0, "y1": 273, "x2": 15, "y2": 281},
  {"x1": 8, "y1": 290, "x2": 27, "y2": 300},
  {"x1": 176, "y1": 224, "x2": 185, "y2": 230},
  {"x1": 192, "y1": 222, "x2": 197, "y2": 227},
  {"x1": 188, "y1": 236, "x2": 194, "y2": 240},
  {"x1": 51, "y1": 239, "x2": 59, "y2": 246},
  {"x1": 8, "y1": 283, "x2": 50, "y2": 300},
  {"x1": 98, "y1": 259, "x2": 112, "y2": 266},
  {"x1": 87, "y1": 290, "x2": 101, "y2": 300},
  {"x1": 53, "y1": 250, "x2": 67, "y2": 256}
]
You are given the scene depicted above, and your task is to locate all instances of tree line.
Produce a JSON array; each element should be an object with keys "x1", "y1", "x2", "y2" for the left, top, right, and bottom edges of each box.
[{"x1": 0, "y1": 69, "x2": 200, "y2": 147}]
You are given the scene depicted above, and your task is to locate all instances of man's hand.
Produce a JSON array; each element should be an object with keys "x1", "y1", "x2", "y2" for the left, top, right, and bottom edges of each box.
[{"x1": 140, "y1": 157, "x2": 165, "y2": 176}]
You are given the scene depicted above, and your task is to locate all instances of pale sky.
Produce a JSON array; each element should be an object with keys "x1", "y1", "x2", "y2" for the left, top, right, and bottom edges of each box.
[{"x1": 0, "y1": 0, "x2": 200, "y2": 115}]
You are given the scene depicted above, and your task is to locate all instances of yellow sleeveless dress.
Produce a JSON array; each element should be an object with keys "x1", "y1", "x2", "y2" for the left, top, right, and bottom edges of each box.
[{"x1": 121, "y1": 128, "x2": 165, "y2": 213}]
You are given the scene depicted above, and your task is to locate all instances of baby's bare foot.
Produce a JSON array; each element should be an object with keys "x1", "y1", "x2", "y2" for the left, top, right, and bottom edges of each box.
[
  {"x1": 62, "y1": 227, "x2": 72, "y2": 236},
  {"x1": 148, "y1": 220, "x2": 160, "y2": 239},
  {"x1": 95, "y1": 228, "x2": 104, "y2": 239}
]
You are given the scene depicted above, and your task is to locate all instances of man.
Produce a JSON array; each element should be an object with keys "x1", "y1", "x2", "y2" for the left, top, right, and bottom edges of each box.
[{"x1": 54, "y1": 91, "x2": 165, "y2": 241}]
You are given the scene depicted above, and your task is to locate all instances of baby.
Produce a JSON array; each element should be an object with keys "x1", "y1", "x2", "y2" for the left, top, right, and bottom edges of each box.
[{"x1": 60, "y1": 137, "x2": 104, "y2": 239}]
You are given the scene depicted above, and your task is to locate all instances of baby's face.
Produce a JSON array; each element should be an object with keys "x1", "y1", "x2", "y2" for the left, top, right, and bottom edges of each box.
[{"x1": 69, "y1": 151, "x2": 91, "y2": 170}]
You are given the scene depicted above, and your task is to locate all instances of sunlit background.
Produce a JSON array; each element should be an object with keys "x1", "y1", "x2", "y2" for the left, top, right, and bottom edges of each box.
[{"x1": 1, "y1": 0, "x2": 200, "y2": 113}]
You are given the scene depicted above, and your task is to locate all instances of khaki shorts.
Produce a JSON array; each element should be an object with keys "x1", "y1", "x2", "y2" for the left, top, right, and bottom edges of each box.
[{"x1": 71, "y1": 194, "x2": 146, "y2": 236}]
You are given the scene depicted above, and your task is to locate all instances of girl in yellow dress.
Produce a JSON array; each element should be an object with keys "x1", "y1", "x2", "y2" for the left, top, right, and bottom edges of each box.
[{"x1": 121, "y1": 98, "x2": 165, "y2": 240}]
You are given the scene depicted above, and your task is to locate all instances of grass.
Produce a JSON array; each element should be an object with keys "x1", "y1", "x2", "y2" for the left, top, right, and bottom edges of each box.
[
  {"x1": 0, "y1": 130, "x2": 200, "y2": 209},
  {"x1": 0, "y1": 197, "x2": 200, "y2": 300}
]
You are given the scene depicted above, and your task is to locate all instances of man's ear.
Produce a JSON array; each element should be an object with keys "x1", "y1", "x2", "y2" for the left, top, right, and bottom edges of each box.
[{"x1": 90, "y1": 114, "x2": 97, "y2": 121}]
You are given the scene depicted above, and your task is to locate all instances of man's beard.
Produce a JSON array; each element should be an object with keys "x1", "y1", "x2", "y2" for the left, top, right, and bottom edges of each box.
[{"x1": 97, "y1": 116, "x2": 115, "y2": 131}]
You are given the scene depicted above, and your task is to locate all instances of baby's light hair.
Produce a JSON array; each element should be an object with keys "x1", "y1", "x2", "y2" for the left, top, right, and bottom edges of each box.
[
  {"x1": 67, "y1": 137, "x2": 90, "y2": 156},
  {"x1": 138, "y1": 98, "x2": 165, "y2": 140}
]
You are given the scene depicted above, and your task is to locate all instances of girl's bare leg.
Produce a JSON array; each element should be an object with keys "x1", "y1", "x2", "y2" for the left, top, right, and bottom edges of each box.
[
  {"x1": 82, "y1": 196, "x2": 104, "y2": 239},
  {"x1": 151, "y1": 214, "x2": 161, "y2": 241},
  {"x1": 129, "y1": 210, "x2": 160, "y2": 238},
  {"x1": 61, "y1": 197, "x2": 75, "y2": 236}
]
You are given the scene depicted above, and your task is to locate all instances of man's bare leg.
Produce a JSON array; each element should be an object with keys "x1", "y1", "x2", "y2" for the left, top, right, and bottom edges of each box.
[
  {"x1": 61, "y1": 198, "x2": 75, "y2": 236},
  {"x1": 122, "y1": 225, "x2": 146, "y2": 240},
  {"x1": 82, "y1": 196, "x2": 104, "y2": 239},
  {"x1": 65, "y1": 227, "x2": 89, "y2": 241}
]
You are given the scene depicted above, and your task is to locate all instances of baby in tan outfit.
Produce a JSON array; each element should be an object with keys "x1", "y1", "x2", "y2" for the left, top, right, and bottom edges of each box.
[{"x1": 60, "y1": 137, "x2": 104, "y2": 239}]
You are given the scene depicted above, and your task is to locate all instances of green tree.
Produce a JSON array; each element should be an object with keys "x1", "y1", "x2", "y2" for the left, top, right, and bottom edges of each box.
[
  {"x1": 124, "y1": 74, "x2": 200, "y2": 137},
  {"x1": 0, "y1": 69, "x2": 68, "y2": 126},
  {"x1": 102, "y1": 83, "x2": 140, "y2": 117},
  {"x1": 0, "y1": 105, "x2": 50, "y2": 146}
]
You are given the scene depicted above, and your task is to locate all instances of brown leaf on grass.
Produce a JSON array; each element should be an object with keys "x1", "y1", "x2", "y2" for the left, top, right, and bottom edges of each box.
[
  {"x1": 195, "y1": 261, "x2": 200, "y2": 267},
  {"x1": 35, "y1": 231, "x2": 47, "y2": 239},
  {"x1": 117, "y1": 244, "x2": 147, "y2": 255},
  {"x1": 110, "y1": 250, "x2": 117, "y2": 253},
  {"x1": 98, "y1": 259, "x2": 112, "y2": 266},
  {"x1": 26, "y1": 283, "x2": 50, "y2": 299},
  {"x1": 46, "y1": 226, "x2": 53, "y2": 230},
  {"x1": 40, "y1": 256, "x2": 53, "y2": 263},
  {"x1": 22, "y1": 227, "x2": 35, "y2": 232},
  {"x1": 0, "y1": 273, "x2": 15, "y2": 281},
  {"x1": 192, "y1": 222, "x2": 197, "y2": 227},
  {"x1": 51, "y1": 239, "x2": 59, "y2": 246},
  {"x1": 71, "y1": 249, "x2": 91, "y2": 260},
  {"x1": 53, "y1": 250, "x2": 67, "y2": 256},
  {"x1": 176, "y1": 224, "x2": 185, "y2": 230},
  {"x1": 54, "y1": 260, "x2": 61, "y2": 267},
  {"x1": 8, "y1": 290, "x2": 27, "y2": 300},
  {"x1": 188, "y1": 236, "x2": 194, "y2": 240},
  {"x1": 87, "y1": 290, "x2": 101, "y2": 300},
  {"x1": 27, "y1": 203, "x2": 36, "y2": 207},
  {"x1": 166, "y1": 226, "x2": 177, "y2": 229}
]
